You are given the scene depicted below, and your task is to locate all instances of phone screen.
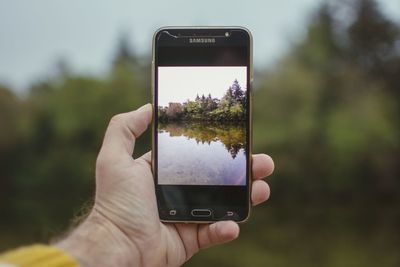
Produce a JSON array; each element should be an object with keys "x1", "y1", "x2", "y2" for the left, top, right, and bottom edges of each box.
[{"x1": 153, "y1": 28, "x2": 251, "y2": 222}]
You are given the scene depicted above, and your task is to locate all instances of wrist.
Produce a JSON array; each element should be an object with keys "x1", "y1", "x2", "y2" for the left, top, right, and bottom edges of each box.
[{"x1": 54, "y1": 209, "x2": 141, "y2": 267}]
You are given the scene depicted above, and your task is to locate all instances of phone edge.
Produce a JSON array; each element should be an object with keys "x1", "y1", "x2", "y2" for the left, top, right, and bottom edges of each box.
[{"x1": 151, "y1": 26, "x2": 253, "y2": 224}]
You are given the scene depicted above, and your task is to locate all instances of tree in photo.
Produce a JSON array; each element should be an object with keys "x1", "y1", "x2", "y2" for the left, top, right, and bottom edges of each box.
[{"x1": 158, "y1": 80, "x2": 246, "y2": 122}]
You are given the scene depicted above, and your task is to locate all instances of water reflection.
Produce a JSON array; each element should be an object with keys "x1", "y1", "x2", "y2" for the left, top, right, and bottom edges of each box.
[
  {"x1": 157, "y1": 122, "x2": 247, "y2": 185},
  {"x1": 159, "y1": 122, "x2": 246, "y2": 158}
]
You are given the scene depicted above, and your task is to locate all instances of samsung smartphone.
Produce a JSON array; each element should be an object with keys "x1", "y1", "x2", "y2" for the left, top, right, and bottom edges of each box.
[{"x1": 152, "y1": 27, "x2": 252, "y2": 223}]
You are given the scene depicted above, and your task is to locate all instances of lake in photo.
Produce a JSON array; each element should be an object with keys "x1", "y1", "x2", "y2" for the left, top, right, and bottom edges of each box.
[{"x1": 157, "y1": 122, "x2": 246, "y2": 185}]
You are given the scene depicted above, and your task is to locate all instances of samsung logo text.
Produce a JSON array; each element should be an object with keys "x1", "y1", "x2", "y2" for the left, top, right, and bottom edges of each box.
[{"x1": 189, "y1": 38, "x2": 216, "y2": 43}]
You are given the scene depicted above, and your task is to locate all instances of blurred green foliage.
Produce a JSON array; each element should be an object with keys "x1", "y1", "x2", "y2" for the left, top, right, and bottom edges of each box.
[{"x1": 0, "y1": 0, "x2": 399, "y2": 266}]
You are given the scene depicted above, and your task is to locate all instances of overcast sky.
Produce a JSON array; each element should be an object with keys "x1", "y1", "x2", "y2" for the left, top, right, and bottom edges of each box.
[
  {"x1": 158, "y1": 66, "x2": 246, "y2": 107},
  {"x1": 0, "y1": 0, "x2": 399, "y2": 91}
]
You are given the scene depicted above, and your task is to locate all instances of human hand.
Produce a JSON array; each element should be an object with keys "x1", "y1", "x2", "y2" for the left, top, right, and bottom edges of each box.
[{"x1": 55, "y1": 104, "x2": 274, "y2": 267}]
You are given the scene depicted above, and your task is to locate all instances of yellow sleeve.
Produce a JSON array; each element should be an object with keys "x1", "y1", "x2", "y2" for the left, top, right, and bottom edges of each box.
[{"x1": 0, "y1": 244, "x2": 79, "y2": 267}]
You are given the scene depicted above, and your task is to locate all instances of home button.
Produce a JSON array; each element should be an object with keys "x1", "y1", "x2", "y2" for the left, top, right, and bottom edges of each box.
[{"x1": 191, "y1": 209, "x2": 212, "y2": 217}]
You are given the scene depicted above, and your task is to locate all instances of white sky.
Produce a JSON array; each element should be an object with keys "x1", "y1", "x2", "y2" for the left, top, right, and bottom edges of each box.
[{"x1": 158, "y1": 66, "x2": 246, "y2": 107}]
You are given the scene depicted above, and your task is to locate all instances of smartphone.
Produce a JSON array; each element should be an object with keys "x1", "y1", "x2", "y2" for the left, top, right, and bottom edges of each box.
[{"x1": 152, "y1": 27, "x2": 252, "y2": 223}]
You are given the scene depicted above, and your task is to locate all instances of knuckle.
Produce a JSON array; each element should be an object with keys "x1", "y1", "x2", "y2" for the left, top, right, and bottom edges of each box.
[
  {"x1": 96, "y1": 153, "x2": 112, "y2": 175},
  {"x1": 109, "y1": 113, "x2": 126, "y2": 126}
]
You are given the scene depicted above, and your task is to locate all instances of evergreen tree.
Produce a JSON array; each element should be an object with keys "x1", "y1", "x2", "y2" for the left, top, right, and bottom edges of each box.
[
  {"x1": 206, "y1": 93, "x2": 218, "y2": 111},
  {"x1": 201, "y1": 94, "x2": 206, "y2": 104},
  {"x1": 221, "y1": 86, "x2": 234, "y2": 110},
  {"x1": 232, "y1": 79, "x2": 244, "y2": 103},
  {"x1": 112, "y1": 33, "x2": 136, "y2": 68},
  {"x1": 347, "y1": 0, "x2": 400, "y2": 97}
]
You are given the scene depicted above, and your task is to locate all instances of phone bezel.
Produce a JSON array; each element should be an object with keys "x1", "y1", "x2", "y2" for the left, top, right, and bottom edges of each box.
[{"x1": 151, "y1": 26, "x2": 253, "y2": 223}]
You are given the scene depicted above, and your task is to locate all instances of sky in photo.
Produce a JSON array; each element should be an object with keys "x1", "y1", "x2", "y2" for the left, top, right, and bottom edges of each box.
[{"x1": 158, "y1": 66, "x2": 246, "y2": 107}]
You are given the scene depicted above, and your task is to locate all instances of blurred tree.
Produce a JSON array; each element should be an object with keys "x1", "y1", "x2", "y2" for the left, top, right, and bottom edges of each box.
[
  {"x1": 345, "y1": 0, "x2": 400, "y2": 191},
  {"x1": 0, "y1": 85, "x2": 21, "y2": 230},
  {"x1": 254, "y1": 0, "x2": 399, "y2": 199},
  {"x1": 0, "y1": 85, "x2": 20, "y2": 150},
  {"x1": 347, "y1": 0, "x2": 400, "y2": 88},
  {"x1": 112, "y1": 33, "x2": 137, "y2": 67}
]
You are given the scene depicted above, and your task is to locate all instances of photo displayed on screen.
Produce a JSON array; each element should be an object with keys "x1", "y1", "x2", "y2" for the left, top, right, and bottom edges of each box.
[{"x1": 157, "y1": 66, "x2": 247, "y2": 186}]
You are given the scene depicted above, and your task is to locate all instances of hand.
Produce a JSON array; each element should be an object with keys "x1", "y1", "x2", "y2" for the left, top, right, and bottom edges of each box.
[{"x1": 55, "y1": 104, "x2": 274, "y2": 267}]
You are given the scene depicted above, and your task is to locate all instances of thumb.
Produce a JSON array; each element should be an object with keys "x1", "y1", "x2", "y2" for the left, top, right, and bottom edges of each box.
[{"x1": 99, "y1": 104, "x2": 152, "y2": 158}]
